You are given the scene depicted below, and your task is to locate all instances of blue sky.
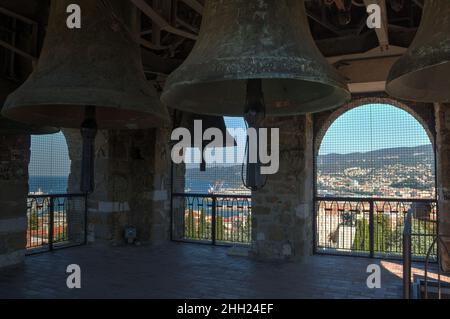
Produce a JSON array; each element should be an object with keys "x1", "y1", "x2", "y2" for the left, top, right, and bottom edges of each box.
[
  {"x1": 29, "y1": 132, "x2": 71, "y2": 177},
  {"x1": 222, "y1": 104, "x2": 432, "y2": 157},
  {"x1": 318, "y1": 104, "x2": 432, "y2": 155},
  {"x1": 29, "y1": 103, "x2": 431, "y2": 175}
]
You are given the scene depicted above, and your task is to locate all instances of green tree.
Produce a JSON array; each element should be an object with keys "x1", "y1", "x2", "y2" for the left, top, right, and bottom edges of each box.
[
  {"x1": 199, "y1": 210, "x2": 208, "y2": 239},
  {"x1": 352, "y1": 214, "x2": 393, "y2": 252},
  {"x1": 185, "y1": 210, "x2": 195, "y2": 239},
  {"x1": 29, "y1": 212, "x2": 39, "y2": 231},
  {"x1": 353, "y1": 218, "x2": 370, "y2": 251},
  {"x1": 216, "y1": 216, "x2": 224, "y2": 241},
  {"x1": 390, "y1": 218, "x2": 437, "y2": 257}
]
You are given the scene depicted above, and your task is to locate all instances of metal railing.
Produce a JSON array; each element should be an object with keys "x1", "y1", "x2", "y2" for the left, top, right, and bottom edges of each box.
[
  {"x1": 26, "y1": 193, "x2": 88, "y2": 254},
  {"x1": 315, "y1": 197, "x2": 437, "y2": 259},
  {"x1": 403, "y1": 210, "x2": 413, "y2": 298},
  {"x1": 404, "y1": 222, "x2": 450, "y2": 299},
  {"x1": 171, "y1": 193, "x2": 252, "y2": 245},
  {"x1": 423, "y1": 235, "x2": 450, "y2": 299}
]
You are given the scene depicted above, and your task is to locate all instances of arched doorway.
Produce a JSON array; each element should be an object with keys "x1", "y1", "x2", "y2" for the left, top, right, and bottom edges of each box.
[
  {"x1": 171, "y1": 116, "x2": 252, "y2": 245},
  {"x1": 314, "y1": 99, "x2": 437, "y2": 259},
  {"x1": 29, "y1": 132, "x2": 71, "y2": 195},
  {"x1": 27, "y1": 132, "x2": 86, "y2": 252}
]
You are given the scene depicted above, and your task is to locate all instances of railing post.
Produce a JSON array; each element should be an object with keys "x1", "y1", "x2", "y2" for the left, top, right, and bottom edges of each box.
[
  {"x1": 48, "y1": 196, "x2": 54, "y2": 251},
  {"x1": 211, "y1": 196, "x2": 217, "y2": 245},
  {"x1": 84, "y1": 194, "x2": 88, "y2": 245},
  {"x1": 369, "y1": 200, "x2": 375, "y2": 258},
  {"x1": 403, "y1": 211, "x2": 412, "y2": 299}
]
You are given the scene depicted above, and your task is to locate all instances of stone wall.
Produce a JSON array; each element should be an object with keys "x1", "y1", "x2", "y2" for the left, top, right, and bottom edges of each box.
[
  {"x1": 64, "y1": 127, "x2": 171, "y2": 245},
  {"x1": 251, "y1": 115, "x2": 314, "y2": 261},
  {"x1": 0, "y1": 134, "x2": 29, "y2": 269},
  {"x1": 435, "y1": 103, "x2": 450, "y2": 271}
]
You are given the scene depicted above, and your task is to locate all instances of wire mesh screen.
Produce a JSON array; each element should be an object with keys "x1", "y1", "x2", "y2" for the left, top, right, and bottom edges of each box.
[
  {"x1": 27, "y1": 194, "x2": 87, "y2": 253},
  {"x1": 29, "y1": 132, "x2": 71, "y2": 195},
  {"x1": 315, "y1": 199, "x2": 437, "y2": 259},
  {"x1": 172, "y1": 117, "x2": 252, "y2": 245},
  {"x1": 317, "y1": 104, "x2": 436, "y2": 199},
  {"x1": 315, "y1": 103, "x2": 437, "y2": 259},
  {"x1": 172, "y1": 117, "x2": 251, "y2": 196}
]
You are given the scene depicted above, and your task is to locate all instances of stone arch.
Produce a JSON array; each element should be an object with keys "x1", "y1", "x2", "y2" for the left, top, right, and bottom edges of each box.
[
  {"x1": 314, "y1": 97, "x2": 436, "y2": 158},
  {"x1": 314, "y1": 96, "x2": 436, "y2": 199}
]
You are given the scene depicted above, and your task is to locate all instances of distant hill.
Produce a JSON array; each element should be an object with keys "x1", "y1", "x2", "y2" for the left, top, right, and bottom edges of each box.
[
  {"x1": 317, "y1": 144, "x2": 434, "y2": 174},
  {"x1": 186, "y1": 164, "x2": 242, "y2": 179},
  {"x1": 182, "y1": 145, "x2": 435, "y2": 194}
]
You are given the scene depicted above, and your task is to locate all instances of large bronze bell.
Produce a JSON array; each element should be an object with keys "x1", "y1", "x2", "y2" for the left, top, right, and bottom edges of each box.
[
  {"x1": 161, "y1": 0, "x2": 350, "y2": 116},
  {"x1": 386, "y1": 0, "x2": 450, "y2": 103},
  {"x1": 1, "y1": 78, "x2": 58, "y2": 135},
  {"x1": 2, "y1": 0, "x2": 169, "y2": 129}
]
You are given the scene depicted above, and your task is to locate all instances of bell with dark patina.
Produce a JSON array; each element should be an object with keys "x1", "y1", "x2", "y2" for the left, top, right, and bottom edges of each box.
[
  {"x1": 386, "y1": 0, "x2": 450, "y2": 103},
  {"x1": 161, "y1": 0, "x2": 350, "y2": 116},
  {"x1": 2, "y1": 0, "x2": 169, "y2": 129},
  {"x1": 1, "y1": 78, "x2": 58, "y2": 135},
  {"x1": 2, "y1": 0, "x2": 169, "y2": 193}
]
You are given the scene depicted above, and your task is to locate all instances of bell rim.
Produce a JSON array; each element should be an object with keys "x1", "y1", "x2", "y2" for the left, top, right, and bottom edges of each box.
[
  {"x1": 3, "y1": 87, "x2": 171, "y2": 130},
  {"x1": 0, "y1": 117, "x2": 60, "y2": 135},
  {"x1": 162, "y1": 73, "x2": 350, "y2": 116},
  {"x1": 386, "y1": 59, "x2": 450, "y2": 103},
  {"x1": 161, "y1": 74, "x2": 350, "y2": 94},
  {"x1": 2, "y1": 103, "x2": 171, "y2": 130},
  {"x1": 162, "y1": 80, "x2": 350, "y2": 117},
  {"x1": 163, "y1": 56, "x2": 349, "y2": 89},
  {"x1": 0, "y1": 127, "x2": 60, "y2": 136}
]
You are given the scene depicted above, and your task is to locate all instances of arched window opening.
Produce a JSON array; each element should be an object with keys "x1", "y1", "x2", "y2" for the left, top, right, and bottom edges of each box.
[
  {"x1": 315, "y1": 102, "x2": 437, "y2": 259},
  {"x1": 171, "y1": 117, "x2": 252, "y2": 245},
  {"x1": 27, "y1": 132, "x2": 86, "y2": 252},
  {"x1": 29, "y1": 132, "x2": 71, "y2": 195},
  {"x1": 317, "y1": 103, "x2": 435, "y2": 199}
]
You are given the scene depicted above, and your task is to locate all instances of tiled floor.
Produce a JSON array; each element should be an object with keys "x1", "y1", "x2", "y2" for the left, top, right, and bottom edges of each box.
[{"x1": 0, "y1": 242, "x2": 447, "y2": 299}]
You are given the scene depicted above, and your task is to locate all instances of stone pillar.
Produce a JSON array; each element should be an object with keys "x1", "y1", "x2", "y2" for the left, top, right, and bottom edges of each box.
[
  {"x1": 63, "y1": 129, "x2": 87, "y2": 244},
  {"x1": 435, "y1": 103, "x2": 450, "y2": 271},
  {"x1": 148, "y1": 127, "x2": 172, "y2": 244},
  {"x1": 65, "y1": 127, "x2": 171, "y2": 245},
  {"x1": 251, "y1": 115, "x2": 314, "y2": 261},
  {"x1": 171, "y1": 161, "x2": 186, "y2": 241},
  {"x1": 0, "y1": 134, "x2": 30, "y2": 269}
]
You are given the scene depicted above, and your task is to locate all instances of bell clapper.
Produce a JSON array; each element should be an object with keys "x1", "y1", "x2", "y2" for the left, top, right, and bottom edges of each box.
[
  {"x1": 243, "y1": 79, "x2": 267, "y2": 191},
  {"x1": 80, "y1": 106, "x2": 98, "y2": 194}
]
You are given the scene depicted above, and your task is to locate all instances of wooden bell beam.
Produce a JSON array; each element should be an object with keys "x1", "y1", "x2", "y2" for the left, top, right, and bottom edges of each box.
[
  {"x1": 130, "y1": 0, "x2": 198, "y2": 40},
  {"x1": 363, "y1": 0, "x2": 390, "y2": 49},
  {"x1": 0, "y1": 6, "x2": 39, "y2": 65},
  {"x1": 180, "y1": 0, "x2": 204, "y2": 15}
]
